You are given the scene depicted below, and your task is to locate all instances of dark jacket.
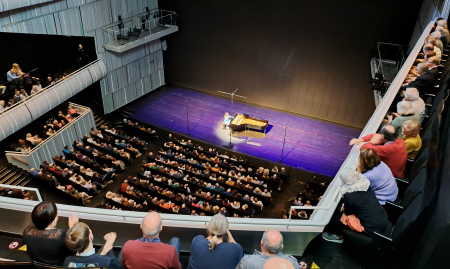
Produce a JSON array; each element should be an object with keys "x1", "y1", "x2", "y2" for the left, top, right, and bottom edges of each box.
[
  {"x1": 407, "y1": 71, "x2": 437, "y2": 95},
  {"x1": 344, "y1": 187, "x2": 389, "y2": 234}
]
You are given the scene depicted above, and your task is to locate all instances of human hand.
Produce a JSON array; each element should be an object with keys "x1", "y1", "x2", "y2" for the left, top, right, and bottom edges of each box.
[
  {"x1": 349, "y1": 138, "x2": 363, "y2": 145},
  {"x1": 392, "y1": 112, "x2": 400, "y2": 117},
  {"x1": 68, "y1": 212, "x2": 79, "y2": 228},
  {"x1": 101, "y1": 232, "x2": 117, "y2": 255},
  {"x1": 340, "y1": 204, "x2": 345, "y2": 212},
  {"x1": 104, "y1": 232, "x2": 117, "y2": 243},
  {"x1": 387, "y1": 115, "x2": 393, "y2": 122}
]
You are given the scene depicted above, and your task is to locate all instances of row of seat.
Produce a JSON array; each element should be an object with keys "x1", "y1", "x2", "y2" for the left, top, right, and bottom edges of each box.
[{"x1": 341, "y1": 26, "x2": 450, "y2": 268}]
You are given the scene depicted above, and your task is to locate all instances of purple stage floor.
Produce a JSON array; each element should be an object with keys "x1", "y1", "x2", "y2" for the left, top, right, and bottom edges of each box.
[{"x1": 129, "y1": 87, "x2": 361, "y2": 177}]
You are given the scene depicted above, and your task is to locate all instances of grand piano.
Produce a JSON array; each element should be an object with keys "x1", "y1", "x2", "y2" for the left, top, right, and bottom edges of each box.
[{"x1": 230, "y1": 113, "x2": 269, "y2": 134}]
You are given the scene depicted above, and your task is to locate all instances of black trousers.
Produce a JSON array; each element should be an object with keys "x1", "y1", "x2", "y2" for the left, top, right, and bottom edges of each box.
[{"x1": 323, "y1": 200, "x2": 346, "y2": 236}]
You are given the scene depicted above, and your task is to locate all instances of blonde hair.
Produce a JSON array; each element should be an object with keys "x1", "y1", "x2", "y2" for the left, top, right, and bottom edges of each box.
[
  {"x1": 207, "y1": 214, "x2": 228, "y2": 253},
  {"x1": 12, "y1": 63, "x2": 22, "y2": 74},
  {"x1": 263, "y1": 169, "x2": 270, "y2": 176},
  {"x1": 403, "y1": 120, "x2": 420, "y2": 136}
]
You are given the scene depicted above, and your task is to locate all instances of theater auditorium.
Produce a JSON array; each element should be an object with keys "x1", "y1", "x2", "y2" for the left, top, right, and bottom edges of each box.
[{"x1": 0, "y1": 0, "x2": 449, "y2": 268}]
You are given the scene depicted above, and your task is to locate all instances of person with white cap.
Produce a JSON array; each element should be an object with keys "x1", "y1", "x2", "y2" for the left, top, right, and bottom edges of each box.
[{"x1": 322, "y1": 168, "x2": 389, "y2": 243}]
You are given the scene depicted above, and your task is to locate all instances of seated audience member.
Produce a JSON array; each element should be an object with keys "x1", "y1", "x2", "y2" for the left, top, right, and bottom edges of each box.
[
  {"x1": 357, "y1": 148, "x2": 398, "y2": 205},
  {"x1": 22, "y1": 202, "x2": 78, "y2": 265},
  {"x1": 187, "y1": 214, "x2": 243, "y2": 269},
  {"x1": 403, "y1": 88, "x2": 425, "y2": 123},
  {"x1": 13, "y1": 90, "x2": 21, "y2": 103},
  {"x1": 264, "y1": 257, "x2": 295, "y2": 269},
  {"x1": 436, "y1": 26, "x2": 448, "y2": 48},
  {"x1": 322, "y1": 168, "x2": 388, "y2": 243},
  {"x1": 121, "y1": 212, "x2": 181, "y2": 269},
  {"x1": 31, "y1": 85, "x2": 40, "y2": 95},
  {"x1": 431, "y1": 31, "x2": 444, "y2": 53},
  {"x1": 0, "y1": 100, "x2": 5, "y2": 111},
  {"x1": 426, "y1": 56, "x2": 440, "y2": 79},
  {"x1": 426, "y1": 38, "x2": 442, "y2": 61},
  {"x1": 402, "y1": 120, "x2": 422, "y2": 160},
  {"x1": 7, "y1": 68, "x2": 20, "y2": 82},
  {"x1": 236, "y1": 229, "x2": 299, "y2": 269},
  {"x1": 404, "y1": 63, "x2": 436, "y2": 95},
  {"x1": 64, "y1": 222, "x2": 118, "y2": 268},
  {"x1": 387, "y1": 101, "x2": 420, "y2": 138},
  {"x1": 19, "y1": 89, "x2": 29, "y2": 100},
  {"x1": 350, "y1": 125, "x2": 407, "y2": 179}
]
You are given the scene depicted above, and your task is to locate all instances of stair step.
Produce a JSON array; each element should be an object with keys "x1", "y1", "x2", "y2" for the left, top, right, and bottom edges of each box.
[
  {"x1": 14, "y1": 175, "x2": 30, "y2": 186},
  {"x1": 20, "y1": 179, "x2": 30, "y2": 186}
]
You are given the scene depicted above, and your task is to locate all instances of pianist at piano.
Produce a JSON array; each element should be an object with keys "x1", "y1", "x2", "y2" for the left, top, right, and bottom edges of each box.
[{"x1": 230, "y1": 113, "x2": 269, "y2": 134}]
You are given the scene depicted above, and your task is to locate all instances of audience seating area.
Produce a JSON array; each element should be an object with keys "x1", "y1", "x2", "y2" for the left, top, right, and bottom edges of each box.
[
  {"x1": 9, "y1": 104, "x2": 80, "y2": 152},
  {"x1": 326, "y1": 19, "x2": 450, "y2": 267},
  {"x1": 99, "y1": 129, "x2": 294, "y2": 218},
  {"x1": 1, "y1": 63, "x2": 74, "y2": 113}
]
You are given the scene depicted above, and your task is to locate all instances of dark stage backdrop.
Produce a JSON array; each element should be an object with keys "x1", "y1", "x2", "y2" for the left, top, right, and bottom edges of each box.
[
  {"x1": 159, "y1": 0, "x2": 423, "y2": 128},
  {"x1": 0, "y1": 33, "x2": 96, "y2": 82}
]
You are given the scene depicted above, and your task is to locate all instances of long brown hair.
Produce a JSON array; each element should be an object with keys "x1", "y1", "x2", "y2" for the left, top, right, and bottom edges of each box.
[{"x1": 359, "y1": 148, "x2": 381, "y2": 172}]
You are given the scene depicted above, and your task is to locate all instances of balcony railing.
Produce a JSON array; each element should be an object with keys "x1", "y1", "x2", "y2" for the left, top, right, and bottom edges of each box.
[
  {"x1": 5, "y1": 103, "x2": 96, "y2": 171},
  {"x1": 0, "y1": 60, "x2": 106, "y2": 141},
  {"x1": 287, "y1": 19, "x2": 436, "y2": 223},
  {"x1": 102, "y1": 9, "x2": 178, "y2": 52}
]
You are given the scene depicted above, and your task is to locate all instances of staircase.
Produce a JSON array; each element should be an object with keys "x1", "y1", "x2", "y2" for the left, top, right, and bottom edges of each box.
[
  {"x1": 93, "y1": 111, "x2": 112, "y2": 129},
  {"x1": 0, "y1": 164, "x2": 32, "y2": 188}
]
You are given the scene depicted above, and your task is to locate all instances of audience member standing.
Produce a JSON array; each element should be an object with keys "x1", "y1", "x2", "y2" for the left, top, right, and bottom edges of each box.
[
  {"x1": 236, "y1": 229, "x2": 299, "y2": 269},
  {"x1": 350, "y1": 125, "x2": 407, "y2": 179},
  {"x1": 187, "y1": 214, "x2": 243, "y2": 269},
  {"x1": 357, "y1": 148, "x2": 398, "y2": 205},
  {"x1": 120, "y1": 212, "x2": 181, "y2": 269},
  {"x1": 77, "y1": 44, "x2": 88, "y2": 67},
  {"x1": 22, "y1": 202, "x2": 78, "y2": 265},
  {"x1": 64, "y1": 222, "x2": 118, "y2": 268}
]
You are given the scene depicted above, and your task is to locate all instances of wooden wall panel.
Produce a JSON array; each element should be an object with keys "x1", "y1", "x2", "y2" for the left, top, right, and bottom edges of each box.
[{"x1": 160, "y1": 0, "x2": 423, "y2": 128}]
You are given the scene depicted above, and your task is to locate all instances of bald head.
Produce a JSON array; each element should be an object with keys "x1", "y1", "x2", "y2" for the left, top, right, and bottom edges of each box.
[
  {"x1": 264, "y1": 257, "x2": 295, "y2": 269},
  {"x1": 384, "y1": 124, "x2": 395, "y2": 134},
  {"x1": 261, "y1": 229, "x2": 284, "y2": 254},
  {"x1": 141, "y1": 212, "x2": 162, "y2": 238}
]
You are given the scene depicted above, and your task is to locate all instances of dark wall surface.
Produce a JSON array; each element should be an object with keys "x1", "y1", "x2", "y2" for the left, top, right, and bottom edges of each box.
[
  {"x1": 159, "y1": 0, "x2": 423, "y2": 128},
  {"x1": 0, "y1": 32, "x2": 96, "y2": 82}
]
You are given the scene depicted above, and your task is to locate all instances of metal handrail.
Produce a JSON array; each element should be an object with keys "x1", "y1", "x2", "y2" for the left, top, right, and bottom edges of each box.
[
  {"x1": 103, "y1": 10, "x2": 176, "y2": 46},
  {"x1": 0, "y1": 184, "x2": 42, "y2": 202},
  {"x1": 288, "y1": 19, "x2": 436, "y2": 222},
  {"x1": 0, "y1": 60, "x2": 101, "y2": 117}
]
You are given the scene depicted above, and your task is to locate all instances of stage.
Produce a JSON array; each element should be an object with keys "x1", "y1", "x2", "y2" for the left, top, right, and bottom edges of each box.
[{"x1": 128, "y1": 86, "x2": 361, "y2": 177}]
